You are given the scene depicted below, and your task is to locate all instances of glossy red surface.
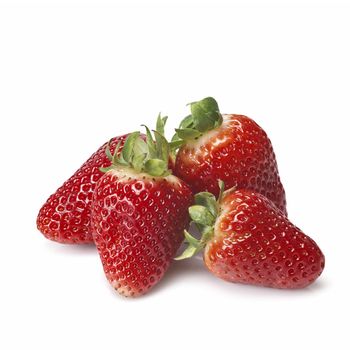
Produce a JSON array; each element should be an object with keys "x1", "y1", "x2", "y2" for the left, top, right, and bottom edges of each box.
[
  {"x1": 36, "y1": 134, "x2": 130, "y2": 244},
  {"x1": 205, "y1": 189, "x2": 324, "y2": 289},
  {"x1": 175, "y1": 114, "x2": 287, "y2": 214},
  {"x1": 91, "y1": 172, "x2": 192, "y2": 297}
]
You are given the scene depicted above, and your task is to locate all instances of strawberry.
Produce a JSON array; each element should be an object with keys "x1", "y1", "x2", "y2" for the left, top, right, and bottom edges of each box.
[
  {"x1": 91, "y1": 120, "x2": 192, "y2": 297},
  {"x1": 36, "y1": 134, "x2": 131, "y2": 244},
  {"x1": 37, "y1": 115, "x2": 175, "y2": 244},
  {"x1": 176, "y1": 182, "x2": 325, "y2": 289},
  {"x1": 173, "y1": 97, "x2": 287, "y2": 215}
]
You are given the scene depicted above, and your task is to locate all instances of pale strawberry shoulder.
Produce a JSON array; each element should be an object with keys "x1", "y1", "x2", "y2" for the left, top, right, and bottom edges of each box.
[{"x1": 108, "y1": 166, "x2": 183, "y2": 185}]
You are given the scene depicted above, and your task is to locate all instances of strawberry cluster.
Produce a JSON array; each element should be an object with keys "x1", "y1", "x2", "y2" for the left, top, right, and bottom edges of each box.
[{"x1": 37, "y1": 97, "x2": 325, "y2": 297}]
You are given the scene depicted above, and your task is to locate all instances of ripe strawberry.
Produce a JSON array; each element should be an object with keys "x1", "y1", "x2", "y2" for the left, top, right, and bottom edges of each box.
[
  {"x1": 36, "y1": 134, "x2": 131, "y2": 244},
  {"x1": 173, "y1": 97, "x2": 287, "y2": 214},
  {"x1": 91, "y1": 121, "x2": 192, "y2": 297},
  {"x1": 176, "y1": 182, "x2": 325, "y2": 289}
]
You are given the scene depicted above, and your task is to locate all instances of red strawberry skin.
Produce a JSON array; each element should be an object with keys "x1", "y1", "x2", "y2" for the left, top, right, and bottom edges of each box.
[
  {"x1": 36, "y1": 134, "x2": 130, "y2": 244},
  {"x1": 91, "y1": 168, "x2": 192, "y2": 297},
  {"x1": 175, "y1": 114, "x2": 287, "y2": 215},
  {"x1": 204, "y1": 189, "x2": 324, "y2": 289}
]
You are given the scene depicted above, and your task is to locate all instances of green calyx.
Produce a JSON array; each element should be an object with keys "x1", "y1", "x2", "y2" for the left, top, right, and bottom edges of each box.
[
  {"x1": 175, "y1": 180, "x2": 226, "y2": 260},
  {"x1": 172, "y1": 97, "x2": 223, "y2": 142},
  {"x1": 100, "y1": 114, "x2": 180, "y2": 177}
]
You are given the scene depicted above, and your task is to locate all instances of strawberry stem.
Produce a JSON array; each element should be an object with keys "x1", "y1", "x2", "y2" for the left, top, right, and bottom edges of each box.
[
  {"x1": 217, "y1": 179, "x2": 225, "y2": 205},
  {"x1": 99, "y1": 114, "x2": 178, "y2": 177},
  {"x1": 176, "y1": 183, "x2": 224, "y2": 260},
  {"x1": 174, "y1": 97, "x2": 223, "y2": 142},
  {"x1": 175, "y1": 180, "x2": 229, "y2": 260}
]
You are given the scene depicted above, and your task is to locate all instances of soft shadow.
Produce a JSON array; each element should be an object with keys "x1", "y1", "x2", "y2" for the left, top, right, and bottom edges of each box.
[
  {"x1": 163, "y1": 257, "x2": 207, "y2": 283},
  {"x1": 149, "y1": 256, "x2": 211, "y2": 297},
  {"x1": 150, "y1": 254, "x2": 329, "y2": 298},
  {"x1": 201, "y1": 272, "x2": 329, "y2": 298},
  {"x1": 44, "y1": 240, "x2": 97, "y2": 255},
  {"x1": 42, "y1": 236, "x2": 328, "y2": 299},
  {"x1": 290, "y1": 277, "x2": 329, "y2": 293}
]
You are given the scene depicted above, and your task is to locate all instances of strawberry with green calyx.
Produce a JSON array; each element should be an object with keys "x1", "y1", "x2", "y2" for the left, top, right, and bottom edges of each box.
[
  {"x1": 173, "y1": 97, "x2": 287, "y2": 215},
  {"x1": 91, "y1": 120, "x2": 192, "y2": 297},
  {"x1": 176, "y1": 181, "x2": 325, "y2": 289},
  {"x1": 36, "y1": 115, "x2": 171, "y2": 244}
]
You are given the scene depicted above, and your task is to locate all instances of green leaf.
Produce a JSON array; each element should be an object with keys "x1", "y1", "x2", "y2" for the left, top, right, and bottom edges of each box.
[
  {"x1": 189, "y1": 205, "x2": 216, "y2": 226},
  {"x1": 156, "y1": 113, "x2": 168, "y2": 136},
  {"x1": 191, "y1": 97, "x2": 222, "y2": 132},
  {"x1": 191, "y1": 97, "x2": 219, "y2": 118},
  {"x1": 140, "y1": 116, "x2": 172, "y2": 177},
  {"x1": 169, "y1": 134, "x2": 182, "y2": 160},
  {"x1": 201, "y1": 225, "x2": 214, "y2": 244},
  {"x1": 179, "y1": 114, "x2": 194, "y2": 129},
  {"x1": 184, "y1": 229, "x2": 200, "y2": 247},
  {"x1": 153, "y1": 130, "x2": 169, "y2": 163},
  {"x1": 142, "y1": 125, "x2": 157, "y2": 159},
  {"x1": 193, "y1": 114, "x2": 216, "y2": 133},
  {"x1": 115, "y1": 155, "x2": 129, "y2": 166},
  {"x1": 104, "y1": 139, "x2": 113, "y2": 161},
  {"x1": 111, "y1": 140, "x2": 122, "y2": 165},
  {"x1": 134, "y1": 137, "x2": 148, "y2": 156},
  {"x1": 171, "y1": 132, "x2": 180, "y2": 142},
  {"x1": 144, "y1": 159, "x2": 167, "y2": 177},
  {"x1": 174, "y1": 245, "x2": 198, "y2": 260},
  {"x1": 171, "y1": 114, "x2": 193, "y2": 142},
  {"x1": 174, "y1": 230, "x2": 203, "y2": 260},
  {"x1": 132, "y1": 137, "x2": 148, "y2": 172},
  {"x1": 132, "y1": 152, "x2": 147, "y2": 172},
  {"x1": 169, "y1": 139, "x2": 184, "y2": 152},
  {"x1": 175, "y1": 128, "x2": 202, "y2": 141},
  {"x1": 194, "y1": 192, "x2": 218, "y2": 217},
  {"x1": 215, "y1": 113, "x2": 223, "y2": 128},
  {"x1": 121, "y1": 131, "x2": 140, "y2": 164}
]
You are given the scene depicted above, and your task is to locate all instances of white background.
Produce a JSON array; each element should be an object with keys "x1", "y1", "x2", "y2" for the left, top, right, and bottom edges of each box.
[{"x1": 1, "y1": 1, "x2": 349, "y2": 349}]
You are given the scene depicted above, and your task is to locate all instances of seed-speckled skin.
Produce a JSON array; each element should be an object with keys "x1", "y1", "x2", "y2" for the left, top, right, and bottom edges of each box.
[
  {"x1": 37, "y1": 134, "x2": 130, "y2": 244},
  {"x1": 205, "y1": 189, "x2": 324, "y2": 289},
  {"x1": 91, "y1": 168, "x2": 192, "y2": 297},
  {"x1": 175, "y1": 114, "x2": 287, "y2": 215}
]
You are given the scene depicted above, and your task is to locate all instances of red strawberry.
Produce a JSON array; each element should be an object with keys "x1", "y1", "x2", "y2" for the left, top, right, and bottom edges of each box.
[
  {"x1": 173, "y1": 97, "x2": 287, "y2": 215},
  {"x1": 36, "y1": 116, "x2": 172, "y2": 244},
  {"x1": 91, "y1": 121, "x2": 192, "y2": 297},
  {"x1": 36, "y1": 134, "x2": 131, "y2": 244},
  {"x1": 176, "y1": 182, "x2": 325, "y2": 289}
]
